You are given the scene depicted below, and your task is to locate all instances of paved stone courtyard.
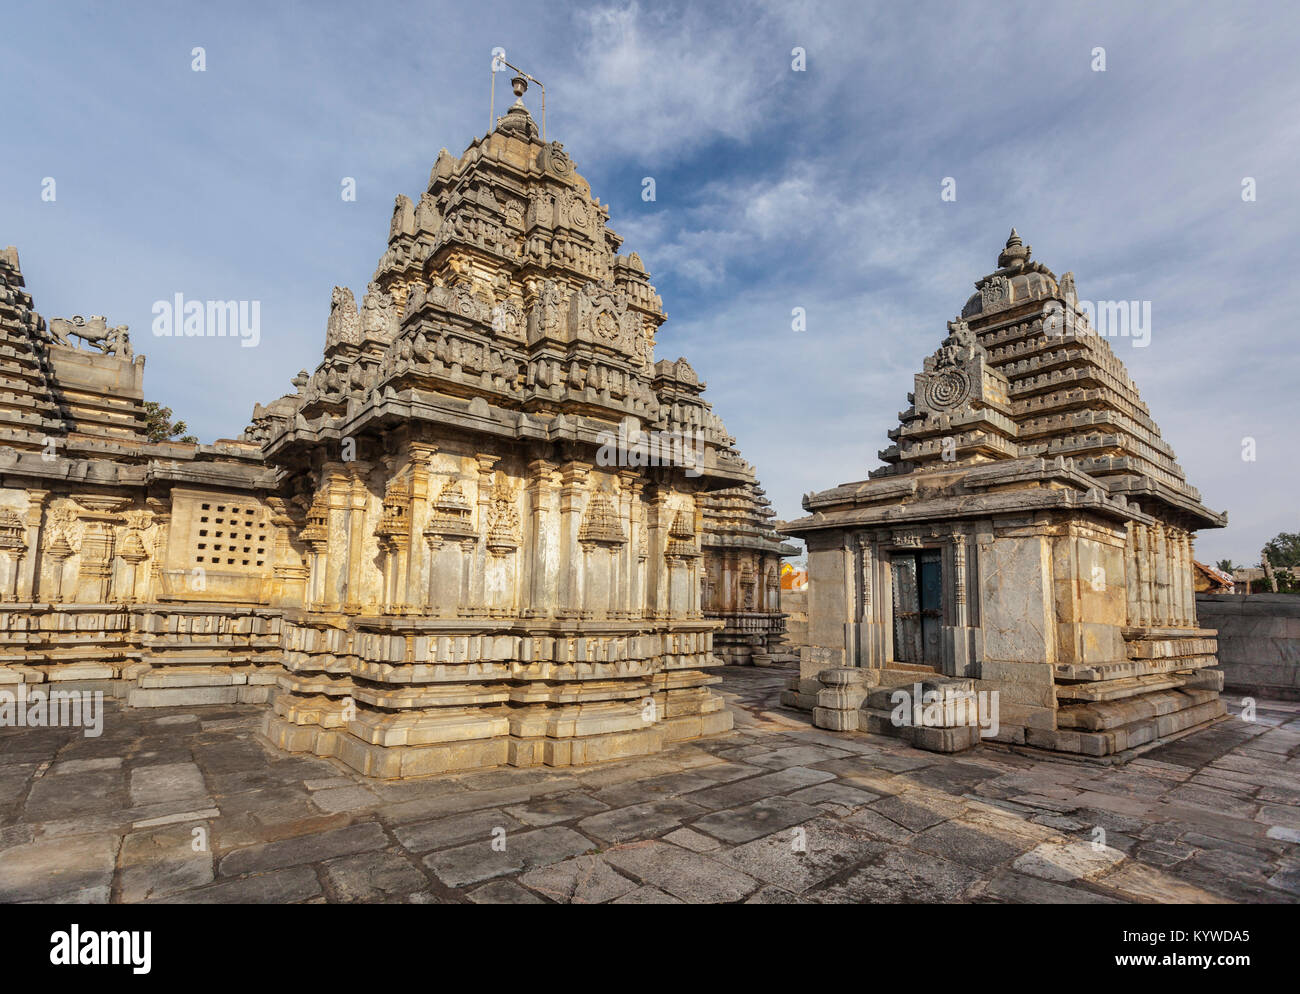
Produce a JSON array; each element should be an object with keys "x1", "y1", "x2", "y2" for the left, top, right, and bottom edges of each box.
[{"x1": 1, "y1": 668, "x2": 1296, "y2": 904}]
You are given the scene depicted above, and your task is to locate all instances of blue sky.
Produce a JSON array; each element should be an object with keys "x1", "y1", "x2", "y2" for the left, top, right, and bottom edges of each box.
[{"x1": 3, "y1": 0, "x2": 1296, "y2": 566}]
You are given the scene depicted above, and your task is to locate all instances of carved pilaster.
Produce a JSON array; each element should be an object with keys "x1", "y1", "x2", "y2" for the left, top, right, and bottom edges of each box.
[
  {"x1": 18, "y1": 490, "x2": 47, "y2": 602},
  {"x1": 950, "y1": 532, "x2": 968, "y2": 627},
  {"x1": 557, "y1": 462, "x2": 588, "y2": 618}
]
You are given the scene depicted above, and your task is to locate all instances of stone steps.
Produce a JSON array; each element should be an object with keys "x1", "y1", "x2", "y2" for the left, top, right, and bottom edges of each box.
[
  {"x1": 1031, "y1": 695, "x2": 1226, "y2": 757},
  {"x1": 1051, "y1": 629, "x2": 1221, "y2": 710},
  {"x1": 859, "y1": 674, "x2": 984, "y2": 753},
  {"x1": 865, "y1": 676, "x2": 974, "y2": 711},
  {"x1": 1055, "y1": 671, "x2": 1192, "y2": 702},
  {"x1": 861, "y1": 707, "x2": 982, "y2": 753},
  {"x1": 1057, "y1": 686, "x2": 1221, "y2": 730}
]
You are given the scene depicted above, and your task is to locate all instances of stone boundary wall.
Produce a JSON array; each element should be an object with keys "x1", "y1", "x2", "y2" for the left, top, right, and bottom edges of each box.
[{"x1": 1199, "y1": 593, "x2": 1300, "y2": 700}]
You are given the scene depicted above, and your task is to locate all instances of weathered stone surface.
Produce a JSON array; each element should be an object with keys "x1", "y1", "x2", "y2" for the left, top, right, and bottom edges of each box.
[
  {"x1": 504, "y1": 793, "x2": 610, "y2": 827},
  {"x1": 909, "y1": 819, "x2": 1029, "y2": 871},
  {"x1": 692, "y1": 797, "x2": 823, "y2": 845},
  {"x1": 155, "y1": 866, "x2": 322, "y2": 904},
  {"x1": 577, "y1": 799, "x2": 706, "y2": 844},
  {"x1": 118, "y1": 822, "x2": 215, "y2": 903},
  {"x1": 467, "y1": 879, "x2": 547, "y2": 904},
  {"x1": 0, "y1": 835, "x2": 119, "y2": 902},
  {"x1": 1012, "y1": 840, "x2": 1126, "y2": 883},
  {"x1": 219, "y1": 822, "x2": 388, "y2": 876},
  {"x1": 610, "y1": 885, "x2": 684, "y2": 904},
  {"x1": 686, "y1": 766, "x2": 836, "y2": 810},
  {"x1": 393, "y1": 809, "x2": 523, "y2": 854},
  {"x1": 128, "y1": 763, "x2": 208, "y2": 806},
  {"x1": 717, "y1": 818, "x2": 887, "y2": 894},
  {"x1": 603, "y1": 841, "x2": 760, "y2": 902},
  {"x1": 423, "y1": 827, "x2": 595, "y2": 888},
  {"x1": 810, "y1": 849, "x2": 982, "y2": 903},
  {"x1": 518, "y1": 855, "x2": 638, "y2": 904},
  {"x1": 0, "y1": 667, "x2": 1295, "y2": 905},
  {"x1": 309, "y1": 786, "x2": 380, "y2": 814},
  {"x1": 322, "y1": 851, "x2": 428, "y2": 902}
]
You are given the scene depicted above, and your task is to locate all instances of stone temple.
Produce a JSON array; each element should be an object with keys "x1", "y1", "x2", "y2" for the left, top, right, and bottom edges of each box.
[
  {"x1": 701, "y1": 483, "x2": 799, "y2": 667},
  {"x1": 0, "y1": 95, "x2": 789, "y2": 777},
  {"x1": 781, "y1": 231, "x2": 1228, "y2": 758}
]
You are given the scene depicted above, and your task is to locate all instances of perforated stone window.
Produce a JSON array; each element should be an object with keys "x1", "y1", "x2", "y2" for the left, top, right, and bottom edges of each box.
[{"x1": 191, "y1": 501, "x2": 269, "y2": 569}]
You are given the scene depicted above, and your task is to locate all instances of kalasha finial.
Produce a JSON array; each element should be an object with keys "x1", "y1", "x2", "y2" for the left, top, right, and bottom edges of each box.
[
  {"x1": 489, "y1": 53, "x2": 547, "y2": 141},
  {"x1": 998, "y1": 227, "x2": 1030, "y2": 269}
]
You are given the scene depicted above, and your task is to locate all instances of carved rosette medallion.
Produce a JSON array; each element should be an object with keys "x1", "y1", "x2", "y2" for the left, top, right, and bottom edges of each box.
[{"x1": 924, "y1": 370, "x2": 971, "y2": 411}]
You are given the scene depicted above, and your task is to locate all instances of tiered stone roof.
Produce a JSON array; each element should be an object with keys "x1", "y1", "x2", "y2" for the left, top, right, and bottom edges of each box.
[
  {"x1": 702, "y1": 482, "x2": 798, "y2": 558},
  {"x1": 0, "y1": 246, "x2": 66, "y2": 450},
  {"x1": 869, "y1": 230, "x2": 1223, "y2": 530},
  {"x1": 0, "y1": 246, "x2": 268, "y2": 491}
]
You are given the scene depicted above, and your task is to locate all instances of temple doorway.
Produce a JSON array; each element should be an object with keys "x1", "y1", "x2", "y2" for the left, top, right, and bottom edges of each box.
[{"x1": 892, "y1": 550, "x2": 943, "y2": 666}]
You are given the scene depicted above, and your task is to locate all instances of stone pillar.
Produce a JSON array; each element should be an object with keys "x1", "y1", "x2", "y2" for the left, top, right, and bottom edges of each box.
[
  {"x1": 343, "y1": 472, "x2": 368, "y2": 614},
  {"x1": 1154, "y1": 522, "x2": 1175, "y2": 623},
  {"x1": 1124, "y1": 523, "x2": 1139, "y2": 626},
  {"x1": 1175, "y1": 522, "x2": 1185, "y2": 623},
  {"x1": 648, "y1": 488, "x2": 671, "y2": 620},
  {"x1": 951, "y1": 534, "x2": 968, "y2": 627},
  {"x1": 304, "y1": 541, "x2": 322, "y2": 608},
  {"x1": 457, "y1": 538, "x2": 475, "y2": 614},
  {"x1": 857, "y1": 536, "x2": 873, "y2": 624},
  {"x1": 840, "y1": 533, "x2": 858, "y2": 665},
  {"x1": 557, "y1": 463, "x2": 587, "y2": 618},
  {"x1": 1135, "y1": 524, "x2": 1153, "y2": 627},
  {"x1": 18, "y1": 490, "x2": 47, "y2": 602},
  {"x1": 690, "y1": 495, "x2": 703, "y2": 617},
  {"x1": 813, "y1": 667, "x2": 870, "y2": 731},
  {"x1": 404, "y1": 443, "x2": 436, "y2": 612},
  {"x1": 621, "y1": 475, "x2": 643, "y2": 619},
  {"x1": 120, "y1": 542, "x2": 148, "y2": 604},
  {"x1": 523, "y1": 459, "x2": 557, "y2": 618},
  {"x1": 320, "y1": 468, "x2": 349, "y2": 612},
  {"x1": 47, "y1": 543, "x2": 72, "y2": 603},
  {"x1": 470, "y1": 456, "x2": 499, "y2": 615},
  {"x1": 391, "y1": 534, "x2": 410, "y2": 613},
  {"x1": 1185, "y1": 534, "x2": 1200, "y2": 627},
  {"x1": 428, "y1": 535, "x2": 449, "y2": 613}
]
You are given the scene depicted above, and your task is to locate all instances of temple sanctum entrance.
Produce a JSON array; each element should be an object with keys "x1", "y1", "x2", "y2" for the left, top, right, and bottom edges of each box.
[{"x1": 892, "y1": 550, "x2": 943, "y2": 666}]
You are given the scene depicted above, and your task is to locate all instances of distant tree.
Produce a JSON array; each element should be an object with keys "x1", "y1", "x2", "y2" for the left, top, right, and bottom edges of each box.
[
  {"x1": 144, "y1": 401, "x2": 198, "y2": 444},
  {"x1": 1261, "y1": 531, "x2": 1300, "y2": 568},
  {"x1": 1215, "y1": 559, "x2": 1237, "y2": 574}
]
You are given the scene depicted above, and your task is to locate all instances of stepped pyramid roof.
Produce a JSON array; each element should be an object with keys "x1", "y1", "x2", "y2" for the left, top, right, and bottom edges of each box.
[
  {"x1": 787, "y1": 230, "x2": 1225, "y2": 534},
  {"x1": 702, "y1": 482, "x2": 798, "y2": 557},
  {"x1": 0, "y1": 246, "x2": 70, "y2": 448},
  {"x1": 0, "y1": 246, "x2": 268, "y2": 490}
]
